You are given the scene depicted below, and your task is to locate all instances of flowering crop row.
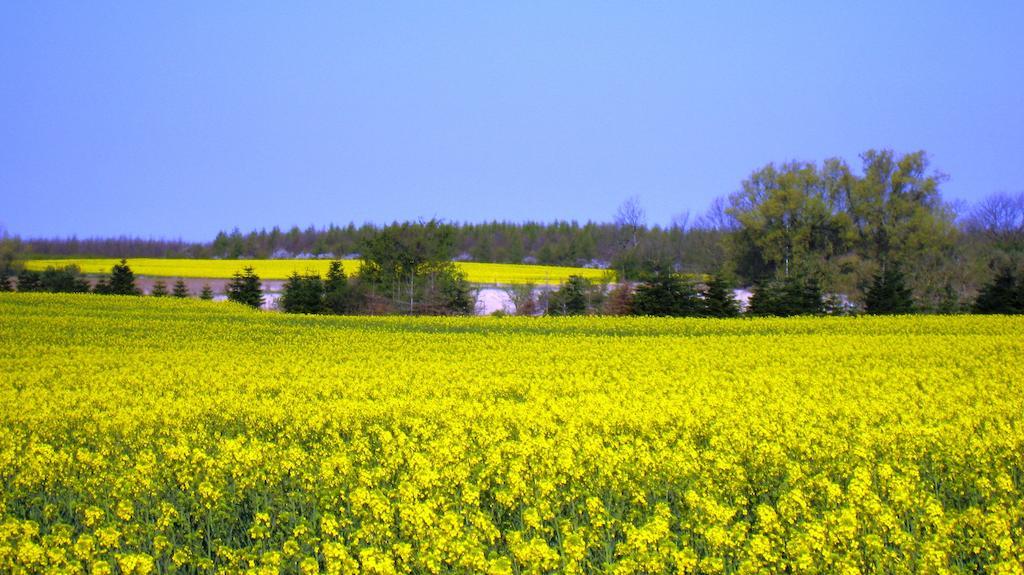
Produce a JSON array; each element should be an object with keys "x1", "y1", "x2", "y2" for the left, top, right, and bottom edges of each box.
[
  {"x1": 0, "y1": 293, "x2": 1022, "y2": 574},
  {"x1": 23, "y1": 259, "x2": 611, "y2": 285}
]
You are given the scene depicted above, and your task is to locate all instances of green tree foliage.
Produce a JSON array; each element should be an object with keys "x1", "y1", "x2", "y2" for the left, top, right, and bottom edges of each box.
[
  {"x1": 973, "y1": 268, "x2": 1022, "y2": 314},
  {"x1": 0, "y1": 231, "x2": 21, "y2": 282},
  {"x1": 277, "y1": 262, "x2": 373, "y2": 316},
  {"x1": 16, "y1": 270, "x2": 42, "y2": 292},
  {"x1": 186, "y1": 220, "x2": 724, "y2": 274},
  {"x1": 172, "y1": 279, "x2": 190, "y2": 298},
  {"x1": 848, "y1": 151, "x2": 958, "y2": 306},
  {"x1": 15, "y1": 266, "x2": 90, "y2": 293},
  {"x1": 199, "y1": 284, "x2": 215, "y2": 301},
  {"x1": 725, "y1": 150, "x2": 956, "y2": 302},
  {"x1": 432, "y1": 268, "x2": 475, "y2": 315},
  {"x1": 280, "y1": 272, "x2": 325, "y2": 314},
  {"x1": 702, "y1": 275, "x2": 740, "y2": 318},
  {"x1": 849, "y1": 151, "x2": 952, "y2": 263},
  {"x1": 41, "y1": 266, "x2": 90, "y2": 293},
  {"x1": 358, "y1": 221, "x2": 474, "y2": 315},
  {"x1": 322, "y1": 261, "x2": 360, "y2": 314},
  {"x1": 92, "y1": 279, "x2": 111, "y2": 295},
  {"x1": 546, "y1": 275, "x2": 601, "y2": 316},
  {"x1": 727, "y1": 160, "x2": 852, "y2": 284},
  {"x1": 632, "y1": 272, "x2": 703, "y2": 317},
  {"x1": 0, "y1": 275, "x2": 10, "y2": 292},
  {"x1": 226, "y1": 267, "x2": 264, "y2": 309},
  {"x1": 864, "y1": 265, "x2": 914, "y2": 314},
  {"x1": 748, "y1": 275, "x2": 824, "y2": 317},
  {"x1": 150, "y1": 280, "x2": 169, "y2": 297},
  {"x1": 109, "y1": 259, "x2": 141, "y2": 295}
]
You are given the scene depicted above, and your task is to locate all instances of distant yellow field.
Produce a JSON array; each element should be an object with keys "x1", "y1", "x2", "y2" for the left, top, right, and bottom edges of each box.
[{"x1": 25, "y1": 258, "x2": 612, "y2": 284}]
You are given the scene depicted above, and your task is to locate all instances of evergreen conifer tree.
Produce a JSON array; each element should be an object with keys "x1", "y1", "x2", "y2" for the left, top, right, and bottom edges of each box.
[
  {"x1": 172, "y1": 279, "x2": 190, "y2": 298},
  {"x1": 437, "y1": 268, "x2": 475, "y2": 315},
  {"x1": 150, "y1": 280, "x2": 168, "y2": 297},
  {"x1": 702, "y1": 275, "x2": 740, "y2": 318},
  {"x1": 747, "y1": 280, "x2": 780, "y2": 316},
  {"x1": 39, "y1": 266, "x2": 90, "y2": 293},
  {"x1": 748, "y1": 274, "x2": 823, "y2": 316},
  {"x1": 92, "y1": 278, "x2": 112, "y2": 295},
  {"x1": 280, "y1": 272, "x2": 324, "y2": 314},
  {"x1": 199, "y1": 284, "x2": 215, "y2": 300},
  {"x1": 323, "y1": 261, "x2": 352, "y2": 314},
  {"x1": 16, "y1": 269, "x2": 42, "y2": 292},
  {"x1": 546, "y1": 275, "x2": 593, "y2": 315},
  {"x1": 973, "y1": 268, "x2": 1021, "y2": 314},
  {"x1": 109, "y1": 259, "x2": 141, "y2": 295},
  {"x1": 935, "y1": 283, "x2": 962, "y2": 315},
  {"x1": 632, "y1": 272, "x2": 703, "y2": 316},
  {"x1": 796, "y1": 277, "x2": 824, "y2": 315},
  {"x1": 0, "y1": 274, "x2": 10, "y2": 292},
  {"x1": 864, "y1": 265, "x2": 914, "y2": 314},
  {"x1": 226, "y1": 267, "x2": 264, "y2": 308}
]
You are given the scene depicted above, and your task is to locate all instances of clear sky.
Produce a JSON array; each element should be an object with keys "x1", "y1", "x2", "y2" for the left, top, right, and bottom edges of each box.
[{"x1": 2, "y1": 2, "x2": 1023, "y2": 241}]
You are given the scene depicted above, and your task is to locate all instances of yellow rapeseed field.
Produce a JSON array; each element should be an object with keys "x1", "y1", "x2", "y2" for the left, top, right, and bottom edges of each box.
[
  {"x1": 0, "y1": 293, "x2": 1022, "y2": 574},
  {"x1": 24, "y1": 259, "x2": 610, "y2": 285}
]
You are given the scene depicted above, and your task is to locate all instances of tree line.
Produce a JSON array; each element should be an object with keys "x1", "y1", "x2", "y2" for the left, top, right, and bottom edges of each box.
[
  {"x1": 5, "y1": 256, "x2": 1022, "y2": 318},
  {"x1": 2, "y1": 222, "x2": 477, "y2": 315},
  {"x1": 4, "y1": 148, "x2": 1024, "y2": 313}
]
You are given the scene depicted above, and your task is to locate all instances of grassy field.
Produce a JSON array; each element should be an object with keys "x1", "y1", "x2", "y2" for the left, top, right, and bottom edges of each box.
[
  {"x1": 1, "y1": 293, "x2": 1022, "y2": 573},
  {"x1": 24, "y1": 258, "x2": 612, "y2": 285}
]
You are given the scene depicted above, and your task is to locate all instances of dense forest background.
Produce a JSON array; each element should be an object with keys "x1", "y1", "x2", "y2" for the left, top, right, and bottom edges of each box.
[{"x1": 6, "y1": 150, "x2": 1024, "y2": 308}]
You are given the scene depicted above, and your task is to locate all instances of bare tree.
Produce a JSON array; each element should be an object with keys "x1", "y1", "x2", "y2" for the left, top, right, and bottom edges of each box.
[
  {"x1": 670, "y1": 210, "x2": 692, "y2": 232},
  {"x1": 694, "y1": 196, "x2": 738, "y2": 231},
  {"x1": 966, "y1": 192, "x2": 1024, "y2": 241},
  {"x1": 504, "y1": 283, "x2": 539, "y2": 315},
  {"x1": 615, "y1": 196, "x2": 646, "y2": 248}
]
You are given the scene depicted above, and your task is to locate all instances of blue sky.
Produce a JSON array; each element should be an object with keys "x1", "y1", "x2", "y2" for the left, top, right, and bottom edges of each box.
[{"x1": 2, "y1": 2, "x2": 1023, "y2": 241}]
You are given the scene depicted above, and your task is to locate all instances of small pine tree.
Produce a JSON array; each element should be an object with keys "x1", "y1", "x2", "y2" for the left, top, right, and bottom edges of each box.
[
  {"x1": 38, "y1": 266, "x2": 90, "y2": 293},
  {"x1": 546, "y1": 275, "x2": 593, "y2": 315},
  {"x1": 172, "y1": 279, "x2": 190, "y2": 298},
  {"x1": 864, "y1": 265, "x2": 914, "y2": 314},
  {"x1": 797, "y1": 277, "x2": 824, "y2": 314},
  {"x1": 702, "y1": 275, "x2": 740, "y2": 318},
  {"x1": 748, "y1": 275, "x2": 823, "y2": 316},
  {"x1": 226, "y1": 266, "x2": 264, "y2": 309},
  {"x1": 973, "y1": 267, "x2": 1021, "y2": 314},
  {"x1": 199, "y1": 284, "x2": 215, "y2": 301},
  {"x1": 322, "y1": 261, "x2": 364, "y2": 314},
  {"x1": 632, "y1": 272, "x2": 704, "y2": 317},
  {"x1": 935, "y1": 283, "x2": 962, "y2": 315},
  {"x1": 438, "y1": 268, "x2": 475, "y2": 315},
  {"x1": 0, "y1": 274, "x2": 11, "y2": 292},
  {"x1": 747, "y1": 279, "x2": 777, "y2": 316},
  {"x1": 16, "y1": 269, "x2": 42, "y2": 292},
  {"x1": 92, "y1": 278, "x2": 112, "y2": 295},
  {"x1": 109, "y1": 259, "x2": 141, "y2": 295},
  {"x1": 150, "y1": 280, "x2": 169, "y2": 297},
  {"x1": 280, "y1": 271, "x2": 324, "y2": 314}
]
